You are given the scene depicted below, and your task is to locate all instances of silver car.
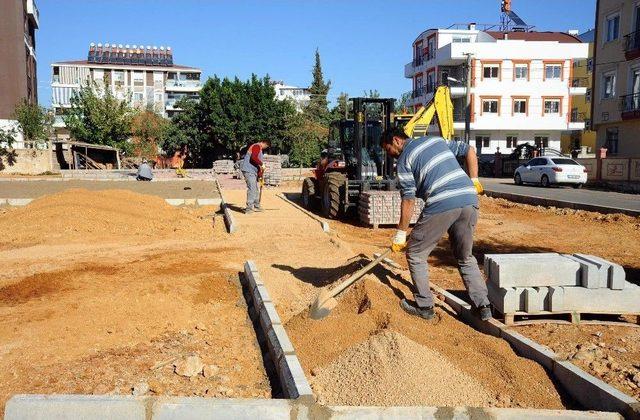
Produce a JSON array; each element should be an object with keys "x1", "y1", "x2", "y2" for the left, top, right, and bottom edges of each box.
[{"x1": 514, "y1": 157, "x2": 588, "y2": 188}]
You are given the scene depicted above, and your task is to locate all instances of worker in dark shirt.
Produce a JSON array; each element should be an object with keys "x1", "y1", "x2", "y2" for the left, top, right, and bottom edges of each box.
[{"x1": 240, "y1": 140, "x2": 271, "y2": 213}]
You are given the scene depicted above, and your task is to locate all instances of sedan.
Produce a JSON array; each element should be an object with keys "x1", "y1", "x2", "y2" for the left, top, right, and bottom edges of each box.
[{"x1": 514, "y1": 156, "x2": 588, "y2": 188}]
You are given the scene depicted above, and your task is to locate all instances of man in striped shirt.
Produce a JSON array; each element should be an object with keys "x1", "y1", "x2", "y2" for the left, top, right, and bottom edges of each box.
[{"x1": 380, "y1": 127, "x2": 491, "y2": 321}]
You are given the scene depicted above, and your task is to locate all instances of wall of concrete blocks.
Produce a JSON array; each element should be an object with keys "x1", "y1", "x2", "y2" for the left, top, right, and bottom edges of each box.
[
  {"x1": 243, "y1": 261, "x2": 313, "y2": 400},
  {"x1": 485, "y1": 253, "x2": 640, "y2": 314}
]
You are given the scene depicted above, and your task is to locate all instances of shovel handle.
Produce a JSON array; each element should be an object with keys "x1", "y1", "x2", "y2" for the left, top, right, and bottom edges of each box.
[{"x1": 329, "y1": 249, "x2": 392, "y2": 298}]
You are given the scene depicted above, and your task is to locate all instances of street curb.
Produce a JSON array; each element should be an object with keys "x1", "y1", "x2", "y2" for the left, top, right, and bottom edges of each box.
[
  {"x1": 277, "y1": 194, "x2": 330, "y2": 233},
  {"x1": 215, "y1": 179, "x2": 237, "y2": 234},
  {"x1": 484, "y1": 190, "x2": 640, "y2": 217},
  {"x1": 1, "y1": 198, "x2": 33, "y2": 206},
  {"x1": 243, "y1": 261, "x2": 313, "y2": 400},
  {"x1": 430, "y1": 284, "x2": 640, "y2": 419}
]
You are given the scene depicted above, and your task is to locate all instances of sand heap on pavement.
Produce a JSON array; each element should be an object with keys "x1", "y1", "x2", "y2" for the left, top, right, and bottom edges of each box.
[
  {"x1": 311, "y1": 330, "x2": 492, "y2": 407},
  {"x1": 0, "y1": 189, "x2": 212, "y2": 248}
]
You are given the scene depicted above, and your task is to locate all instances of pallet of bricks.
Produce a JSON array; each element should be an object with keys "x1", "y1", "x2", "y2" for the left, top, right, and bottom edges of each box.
[
  {"x1": 212, "y1": 159, "x2": 235, "y2": 175},
  {"x1": 358, "y1": 191, "x2": 425, "y2": 228},
  {"x1": 485, "y1": 253, "x2": 640, "y2": 325},
  {"x1": 263, "y1": 155, "x2": 283, "y2": 187}
]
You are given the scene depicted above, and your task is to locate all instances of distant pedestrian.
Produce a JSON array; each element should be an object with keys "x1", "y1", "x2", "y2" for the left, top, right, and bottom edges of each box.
[
  {"x1": 136, "y1": 159, "x2": 153, "y2": 181},
  {"x1": 241, "y1": 140, "x2": 271, "y2": 213}
]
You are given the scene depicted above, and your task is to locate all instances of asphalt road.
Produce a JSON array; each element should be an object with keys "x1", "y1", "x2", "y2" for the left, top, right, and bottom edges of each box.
[{"x1": 481, "y1": 177, "x2": 640, "y2": 216}]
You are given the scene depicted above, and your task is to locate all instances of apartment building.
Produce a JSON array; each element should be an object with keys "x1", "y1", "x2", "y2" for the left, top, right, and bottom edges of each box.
[
  {"x1": 405, "y1": 25, "x2": 589, "y2": 155},
  {"x1": 271, "y1": 81, "x2": 311, "y2": 111},
  {"x1": 51, "y1": 43, "x2": 202, "y2": 136},
  {"x1": 593, "y1": 0, "x2": 640, "y2": 155},
  {"x1": 0, "y1": 0, "x2": 39, "y2": 143}
]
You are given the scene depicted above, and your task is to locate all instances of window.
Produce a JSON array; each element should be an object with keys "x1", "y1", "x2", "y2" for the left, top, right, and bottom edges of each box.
[
  {"x1": 514, "y1": 64, "x2": 528, "y2": 80},
  {"x1": 602, "y1": 72, "x2": 616, "y2": 99},
  {"x1": 552, "y1": 158, "x2": 579, "y2": 165},
  {"x1": 482, "y1": 99, "x2": 499, "y2": 114},
  {"x1": 114, "y1": 71, "x2": 125, "y2": 88},
  {"x1": 544, "y1": 99, "x2": 561, "y2": 115},
  {"x1": 483, "y1": 64, "x2": 499, "y2": 79},
  {"x1": 426, "y1": 36, "x2": 436, "y2": 60},
  {"x1": 535, "y1": 136, "x2": 549, "y2": 148},
  {"x1": 587, "y1": 59, "x2": 593, "y2": 73},
  {"x1": 452, "y1": 37, "x2": 471, "y2": 43},
  {"x1": 528, "y1": 158, "x2": 547, "y2": 167},
  {"x1": 426, "y1": 72, "x2": 435, "y2": 93},
  {"x1": 506, "y1": 136, "x2": 518, "y2": 148},
  {"x1": 545, "y1": 64, "x2": 562, "y2": 80},
  {"x1": 475, "y1": 136, "x2": 490, "y2": 150},
  {"x1": 133, "y1": 71, "x2": 144, "y2": 87},
  {"x1": 606, "y1": 14, "x2": 620, "y2": 42},
  {"x1": 585, "y1": 119, "x2": 592, "y2": 130},
  {"x1": 513, "y1": 99, "x2": 527, "y2": 115},
  {"x1": 571, "y1": 107, "x2": 579, "y2": 122},
  {"x1": 133, "y1": 92, "x2": 144, "y2": 101},
  {"x1": 605, "y1": 127, "x2": 619, "y2": 153}
]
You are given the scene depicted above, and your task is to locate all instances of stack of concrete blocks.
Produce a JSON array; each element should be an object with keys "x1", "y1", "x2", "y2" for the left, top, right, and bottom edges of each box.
[
  {"x1": 485, "y1": 253, "x2": 640, "y2": 315},
  {"x1": 212, "y1": 159, "x2": 235, "y2": 174},
  {"x1": 263, "y1": 155, "x2": 283, "y2": 186},
  {"x1": 358, "y1": 191, "x2": 424, "y2": 227}
]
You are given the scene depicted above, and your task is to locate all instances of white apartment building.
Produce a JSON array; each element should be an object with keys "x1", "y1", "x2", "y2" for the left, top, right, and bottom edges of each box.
[
  {"x1": 271, "y1": 81, "x2": 311, "y2": 111},
  {"x1": 51, "y1": 43, "x2": 202, "y2": 136},
  {"x1": 405, "y1": 25, "x2": 589, "y2": 155}
]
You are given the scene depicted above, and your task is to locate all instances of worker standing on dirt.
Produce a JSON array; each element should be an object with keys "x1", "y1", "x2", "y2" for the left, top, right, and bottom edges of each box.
[
  {"x1": 241, "y1": 139, "x2": 271, "y2": 214},
  {"x1": 380, "y1": 128, "x2": 491, "y2": 321}
]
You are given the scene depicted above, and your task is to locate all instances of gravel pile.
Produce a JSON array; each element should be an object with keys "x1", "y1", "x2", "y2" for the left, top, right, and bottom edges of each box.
[{"x1": 311, "y1": 330, "x2": 492, "y2": 407}]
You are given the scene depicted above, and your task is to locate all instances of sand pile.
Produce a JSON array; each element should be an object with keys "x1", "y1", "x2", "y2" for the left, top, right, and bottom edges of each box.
[
  {"x1": 0, "y1": 189, "x2": 212, "y2": 248},
  {"x1": 311, "y1": 330, "x2": 492, "y2": 407}
]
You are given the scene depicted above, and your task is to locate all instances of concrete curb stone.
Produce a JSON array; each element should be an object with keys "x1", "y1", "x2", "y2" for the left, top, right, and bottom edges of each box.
[
  {"x1": 7, "y1": 198, "x2": 33, "y2": 206},
  {"x1": 165, "y1": 198, "x2": 184, "y2": 206},
  {"x1": 277, "y1": 194, "x2": 330, "y2": 234},
  {"x1": 4, "y1": 394, "x2": 145, "y2": 420}
]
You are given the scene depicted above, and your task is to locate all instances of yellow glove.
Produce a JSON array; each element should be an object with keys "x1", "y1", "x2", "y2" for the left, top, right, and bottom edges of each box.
[
  {"x1": 471, "y1": 177, "x2": 484, "y2": 195},
  {"x1": 391, "y1": 229, "x2": 407, "y2": 253}
]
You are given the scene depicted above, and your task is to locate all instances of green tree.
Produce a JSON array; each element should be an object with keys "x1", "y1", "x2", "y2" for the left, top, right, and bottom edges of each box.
[
  {"x1": 284, "y1": 112, "x2": 327, "y2": 167},
  {"x1": 131, "y1": 107, "x2": 168, "y2": 159},
  {"x1": 13, "y1": 99, "x2": 52, "y2": 146},
  {"x1": 330, "y1": 92, "x2": 350, "y2": 122},
  {"x1": 64, "y1": 81, "x2": 135, "y2": 152},
  {"x1": 0, "y1": 127, "x2": 18, "y2": 170},
  {"x1": 363, "y1": 89, "x2": 381, "y2": 98},
  {"x1": 304, "y1": 49, "x2": 331, "y2": 125},
  {"x1": 396, "y1": 92, "x2": 412, "y2": 113}
]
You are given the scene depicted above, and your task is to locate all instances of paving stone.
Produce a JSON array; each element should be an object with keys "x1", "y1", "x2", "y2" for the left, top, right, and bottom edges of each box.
[
  {"x1": 549, "y1": 286, "x2": 565, "y2": 312},
  {"x1": 561, "y1": 285, "x2": 640, "y2": 313},
  {"x1": 4, "y1": 395, "x2": 145, "y2": 420},
  {"x1": 488, "y1": 255, "x2": 580, "y2": 288},
  {"x1": 574, "y1": 254, "x2": 626, "y2": 290},
  {"x1": 563, "y1": 254, "x2": 600, "y2": 289},
  {"x1": 153, "y1": 398, "x2": 294, "y2": 420}
]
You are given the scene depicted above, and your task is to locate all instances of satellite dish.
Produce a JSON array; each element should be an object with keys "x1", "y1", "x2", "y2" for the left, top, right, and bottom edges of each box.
[
  {"x1": 105, "y1": 43, "x2": 110, "y2": 48},
  {"x1": 97, "y1": 43, "x2": 102, "y2": 47},
  {"x1": 146, "y1": 45, "x2": 151, "y2": 50},
  {"x1": 160, "y1": 46, "x2": 165, "y2": 51},
  {"x1": 153, "y1": 46, "x2": 158, "y2": 50}
]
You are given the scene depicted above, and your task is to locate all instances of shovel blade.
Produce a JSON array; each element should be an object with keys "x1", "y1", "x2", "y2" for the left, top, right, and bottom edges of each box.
[{"x1": 309, "y1": 288, "x2": 338, "y2": 320}]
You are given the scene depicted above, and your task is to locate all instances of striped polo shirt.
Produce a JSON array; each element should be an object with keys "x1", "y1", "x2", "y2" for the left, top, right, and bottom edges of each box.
[{"x1": 397, "y1": 136, "x2": 478, "y2": 215}]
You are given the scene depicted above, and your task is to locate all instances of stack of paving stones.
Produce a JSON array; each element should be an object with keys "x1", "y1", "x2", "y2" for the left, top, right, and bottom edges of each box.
[
  {"x1": 212, "y1": 159, "x2": 236, "y2": 174},
  {"x1": 485, "y1": 253, "x2": 640, "y2": 315},
  {"x1": 358, "y1": 191, "x2": 425, "y2": 227},
  {"x1": 263, "y1": 155, "x2": 283, "y2": 186}
]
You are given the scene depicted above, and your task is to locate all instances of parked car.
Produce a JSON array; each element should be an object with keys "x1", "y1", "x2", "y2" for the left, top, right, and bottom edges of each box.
[{"x1": 514, "y1": 156, "x2": 588, "y2": 188}]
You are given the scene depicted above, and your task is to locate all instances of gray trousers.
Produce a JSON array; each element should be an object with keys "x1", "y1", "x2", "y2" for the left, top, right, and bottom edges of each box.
[
  {"x1": 243, "y1": 171, "x2": 260, "y2": 209},
  {"x1": 406, "y1": 205, "x2": 489, "y2": 309}
]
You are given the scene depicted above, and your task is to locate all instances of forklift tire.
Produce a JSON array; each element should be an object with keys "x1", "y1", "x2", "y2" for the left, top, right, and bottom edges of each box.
[
  {"x1": 302, "y1": 177, "x2": 317, "y2": 209},
  {"x1": 321, "y1": 172, "x2": 346, "y2": 219}
]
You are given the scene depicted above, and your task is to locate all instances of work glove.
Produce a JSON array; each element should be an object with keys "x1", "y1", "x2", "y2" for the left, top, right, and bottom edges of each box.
[
  {"x1": 471, "y1": 178, "x2": 484, "y2": 195},
  {"x1": 391, "y1": 229, "x2": 407, "y2": 253}
]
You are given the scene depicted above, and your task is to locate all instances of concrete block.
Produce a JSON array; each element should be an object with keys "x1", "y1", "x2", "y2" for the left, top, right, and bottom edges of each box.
[
  {"x1": 488, "y1": 255, "x2": 581, "y2": 288},
  {"x1": 7, "y1": 198, "x2": 32, "y2": 206},
  {"x1": 266, "y1": 323, "x2": 296, "y2": 363},
  {"x1": 153, "y1": 398, "x2": 294, "y2": 420},
  {"x1": 259, "y1": 301, "x2": 283, "y2": 331},
  {"x1": 524, "y1": 287, "x2": 546, "y2": 313},
  {"x1": 562, "y1": 284, "x2": 640, "y2": 313},
  {"x1": 563, "y1": 254, "x2": 600, "y2": 289},
  {"x1": 0, "y1": 198, "x2": 7, "y2": 205},
  {"x1": 243, "y1": 261, "x2": 264, "y2": 293},
  {"x1": 165, "y1": 198, "x2": 184, "y2": 206},
  {"x1": 553, "y1": 360, "x2": 639, "y2": 417},
  {"x1": 487, "y1": 282, "x2": 525, "y2": 313},
  {"x1": 277, "y1": 354, "x2": 313, "y2": 400},
  {"x1": 575, "y1": 254, "x2": 626, "y2": 290},
  {"x1": 499, "y1": 328, "x2": 558, "y2": 371},
  {"x1": 183, "y1": 198, "x2": 197, "y2": 206},
  {"x1": 549, "y1": 286, "x2": 564, "y2": 312},
  {"x1": 223, "y1": 206, "x2": 237, "y2": 234},
  {"x1": 4, "y1": 395, "x2": 145, "y2": 420},
  {"x1": 252, "y1": 284, "x2": 273, "y2": 311},
  {"x1": 197, "y1": 198, "x2": 222, "y2": 206},
  {"x1": 244, "y1": 260, "x2": 260, "y2": 275},
  {"x1": 573, "y1": 254, "x2": 615, "y2": 289}
]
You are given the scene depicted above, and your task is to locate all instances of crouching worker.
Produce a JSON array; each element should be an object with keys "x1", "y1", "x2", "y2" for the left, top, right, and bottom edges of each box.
[
  {"x1": 241, "y1": 139, "x2": 271, "y2": 213},
  {"x1": 380, "y1": 128, "x2": 491, "y2": 321},
  {"x1": 136, "y1": 160, "x2": 153, "y2": 181}
]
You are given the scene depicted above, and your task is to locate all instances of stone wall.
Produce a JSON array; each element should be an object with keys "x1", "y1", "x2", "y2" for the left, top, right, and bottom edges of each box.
[{"x1": 0, "y1": 149, "x2": 52, "y2": 174}]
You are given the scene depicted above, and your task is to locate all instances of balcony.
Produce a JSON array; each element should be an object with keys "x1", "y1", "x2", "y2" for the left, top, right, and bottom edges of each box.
[
  {"x1": 569, "y1": 77, "x2": 588, "y2": 96},
  {"x1": 620, "y1": 93, "x2": 640, "y2": 120},
  {"x1": 165, "y1": 80, "x2": 201, "y2": 91},
  {"x1": 624, "y1": 30, "x2": 640, "y2": 61},
  {"x1": 26, "y1": 0, "x2": 39, "y2": 28}
]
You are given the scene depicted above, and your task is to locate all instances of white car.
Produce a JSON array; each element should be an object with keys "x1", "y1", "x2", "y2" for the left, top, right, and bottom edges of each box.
[{"x1": 514, "y1": 156, "x2": 588, "y2": 188}]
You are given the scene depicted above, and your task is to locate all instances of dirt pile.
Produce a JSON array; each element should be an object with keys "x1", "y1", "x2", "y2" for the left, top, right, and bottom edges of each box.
[
  {"x1": 311, "y1": 330, "x2": 492, "y2": 407},
  {"x1": 0, "y1": 189, "x2": 213, "y2": 248}
]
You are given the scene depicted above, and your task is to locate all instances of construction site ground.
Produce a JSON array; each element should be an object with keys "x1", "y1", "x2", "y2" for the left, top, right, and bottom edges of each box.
[{"x1": 0, "y1": 182, "x2": 638, "y2": 413}]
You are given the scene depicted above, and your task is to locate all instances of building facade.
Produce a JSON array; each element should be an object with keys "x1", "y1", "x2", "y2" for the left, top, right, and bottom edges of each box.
[
  {"x1": 271, "y1": 81, "x2": 311, "y2": 111},
  {"x1": 0, "y1": 0, "x2": 39, "y2": 143},
  {"x1": 51, "y1": 43, "x2": 202, "y2": 137},
  {"x1": 593, "y1": 0, "x2": 640, "y2": 156},
  {"x1": 405, "y1": 25, "x2": 588, "y2": 155}
]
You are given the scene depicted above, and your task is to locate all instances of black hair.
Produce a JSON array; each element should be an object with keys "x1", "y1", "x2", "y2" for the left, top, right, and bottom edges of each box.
[
  {"x1": 380, "y1": 127, "x2": 409, "y2": 146},
  {"x1": 261, "y1": 139, "x2": 272, "y2": 146}
]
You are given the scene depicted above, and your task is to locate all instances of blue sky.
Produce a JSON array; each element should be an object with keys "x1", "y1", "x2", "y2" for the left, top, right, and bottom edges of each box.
[{"x1": 37, "y1": 0, "x2": 596, "y2": 107}]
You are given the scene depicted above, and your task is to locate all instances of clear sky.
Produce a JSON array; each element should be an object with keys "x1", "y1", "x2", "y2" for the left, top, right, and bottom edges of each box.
[{"x1": 36, "y1": 0, "x2": 596, "y2": 107}]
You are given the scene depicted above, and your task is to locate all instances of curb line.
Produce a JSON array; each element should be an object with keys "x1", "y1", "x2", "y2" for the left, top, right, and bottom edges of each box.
[
  {"x1": 276, "y1": 194, "x2": 330, "y2": 233},
  {"x1": 215, "y1": 179, "x2": 237, "y2": 234}
]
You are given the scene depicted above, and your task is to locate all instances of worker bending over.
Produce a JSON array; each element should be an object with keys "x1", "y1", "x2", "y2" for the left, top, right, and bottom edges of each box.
[
  {"x1": 380, "y1": 128, "x2": 491, "y2": 321},
  {"x1": 241, "y1": 139, "x2": 270, "y2": 214}
]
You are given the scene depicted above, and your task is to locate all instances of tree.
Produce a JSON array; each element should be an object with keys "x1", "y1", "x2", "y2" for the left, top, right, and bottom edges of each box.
[
  {"x1": 330, "y1": 92, "x2": 350, "y2": 122},
  {"x1": 0, "y1": 127, "x2": 18, "y2": 170},
  {"x1": 396, "y1": 92, "x2": 412, "y2": 113},
  {"x1": 64, "y1": 81, "x2": 135, "y2": 152},
  {"x1": 304, "y1": 49, "x2": 331, "y2": 125},
  {"x1": 13, "y1": 99, "x2": 52, "y2": 146},
  {"x1": 284, "y1": 112, "x2": 327, "y2": 167},
  {"x1": 363, "y1": 89, "x2": 381, "y2": 98},
  {"x1": 130, "y1": 107, "x2": 168, "y2": 159}
]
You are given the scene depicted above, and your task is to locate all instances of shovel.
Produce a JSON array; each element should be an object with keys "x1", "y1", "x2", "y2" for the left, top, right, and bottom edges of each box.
[{"x1": 309, "y1": 249, "x2": 392, "y2": 320}]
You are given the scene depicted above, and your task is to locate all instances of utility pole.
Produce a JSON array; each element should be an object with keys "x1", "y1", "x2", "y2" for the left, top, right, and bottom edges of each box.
[{"x1": 464, "y1": 53, "x2": 473, "y2": 144}]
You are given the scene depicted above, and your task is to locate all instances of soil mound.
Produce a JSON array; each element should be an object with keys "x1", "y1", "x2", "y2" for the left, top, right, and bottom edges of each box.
[
  {"x1": 311, "y1": 330, "x2": 492, "y2": 407},
  {"x1": 0, "y1": 189, "x2": 211, "y2": 247}
]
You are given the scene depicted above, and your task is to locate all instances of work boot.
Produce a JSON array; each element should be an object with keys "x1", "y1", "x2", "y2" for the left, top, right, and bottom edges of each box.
[
  {"x1": 400, "y1": 299, "x2": 435, "y2": 320},
  {"x1": 254, "y1": 205, "x2": 263, "y2": 212},
  {"x1": 244, "y1": 207, "x2": 253, "y2": 214},
  {"x1": 478, "y1": 304, "x2": 493, "y2": 321}
]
